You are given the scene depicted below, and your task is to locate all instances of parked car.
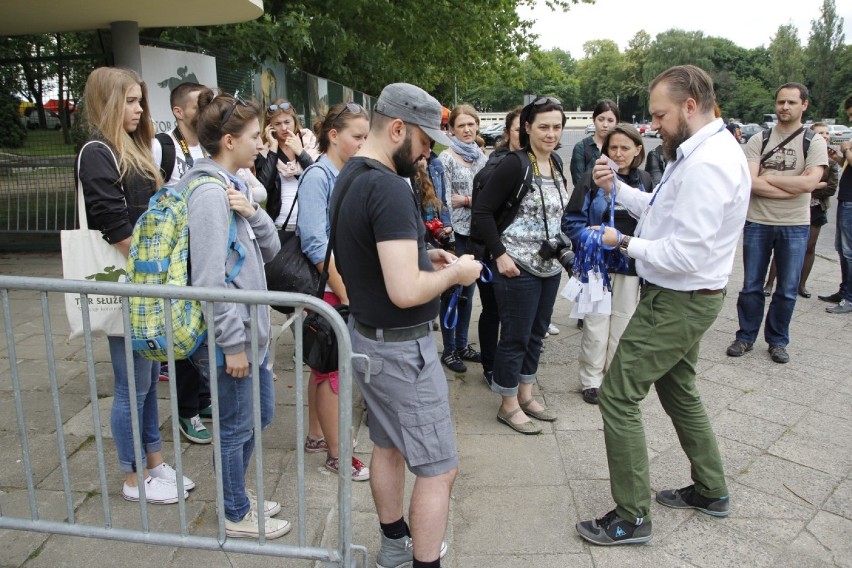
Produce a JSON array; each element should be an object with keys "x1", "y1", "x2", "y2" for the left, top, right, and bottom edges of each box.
[
  {"x1": 637, "y1": 123, "x2": 651, "y2": 135},
  {"x1": 739, "y1": 123, "x2": 764, "y2": 142},
  {"x1": 642, "y1": 126, "x2": 659, "y2": 138},
  {"x1": 22, "y1": 107, "x2": 62, "y2": 130},
  {"x1": 827, "y1": 124, "x2": 852, "y2": 145},
  {"x1": 584, "y1": 123, "x2": 595, "y2": 135},
  {"x1": 480, "y1": 123, "x2": 504, "y2": 147}
]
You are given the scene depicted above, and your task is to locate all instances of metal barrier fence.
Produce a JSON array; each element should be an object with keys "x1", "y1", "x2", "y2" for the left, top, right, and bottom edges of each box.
[{"x1": 0, "y1": 275, "x2": 367, "y2": 566}]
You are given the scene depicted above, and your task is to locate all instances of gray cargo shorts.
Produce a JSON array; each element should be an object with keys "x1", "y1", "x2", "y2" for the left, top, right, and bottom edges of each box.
[{"x1": 349, "y1": 318, "x2": 458, "y2": 477}]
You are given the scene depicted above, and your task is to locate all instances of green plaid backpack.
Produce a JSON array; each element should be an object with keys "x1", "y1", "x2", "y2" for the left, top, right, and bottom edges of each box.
[{"x1": 126, "y1": 174, "x2": 245, "y2": 361}]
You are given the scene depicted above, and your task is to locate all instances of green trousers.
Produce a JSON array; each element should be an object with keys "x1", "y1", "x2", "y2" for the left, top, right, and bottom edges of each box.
[{"x1": 599, "y1": 285, "x2": 729, "y2": 522}]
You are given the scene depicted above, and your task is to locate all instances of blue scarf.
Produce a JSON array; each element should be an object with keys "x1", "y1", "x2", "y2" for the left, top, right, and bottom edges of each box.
[{"x1": 450, "y1": 137, "x2": 484, "y2": 164}]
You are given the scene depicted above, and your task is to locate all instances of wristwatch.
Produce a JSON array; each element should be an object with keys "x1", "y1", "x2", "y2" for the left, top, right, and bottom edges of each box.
[{"x1": 619, "y1": 235, "x2": 632, "y2": 255}]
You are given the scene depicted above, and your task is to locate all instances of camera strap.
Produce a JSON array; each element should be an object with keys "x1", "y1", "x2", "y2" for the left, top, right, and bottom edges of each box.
[{"x1": 527, "y1": 151, "x2": 565, "y2": 241}]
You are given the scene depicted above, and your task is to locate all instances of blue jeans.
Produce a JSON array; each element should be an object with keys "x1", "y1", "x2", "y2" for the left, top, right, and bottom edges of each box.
[
  {"x1": 490, "y1": 267, "x2": 561, "y2": 396},
  {"x1": 835, "y1": 201, "x2": 852, "y2": 301},
  {"x1": 108, "y1": 336, "x2": 161, "y2": 473},
  {"x1": 440, "y1": 234, "x2": 475, "y2": 354},
  {"x1": 735, "y1": 222, "x2": 809, "y2": 347},
  {"x1": 191, "y1": 346, "x2": 274, "y2": 522}
]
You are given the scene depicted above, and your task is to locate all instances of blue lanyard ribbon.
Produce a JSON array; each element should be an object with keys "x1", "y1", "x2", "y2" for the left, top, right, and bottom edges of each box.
[{"x1": 443, "y1": 261, "x2": 492, "y2": 329}]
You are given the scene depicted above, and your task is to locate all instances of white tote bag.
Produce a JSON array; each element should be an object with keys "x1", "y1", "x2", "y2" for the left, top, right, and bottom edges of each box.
[{"x1": 61, "y1": 141, "x2": 128, "y2": 338}]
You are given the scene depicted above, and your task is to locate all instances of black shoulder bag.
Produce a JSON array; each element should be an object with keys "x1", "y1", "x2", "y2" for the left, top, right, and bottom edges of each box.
[{"x1": 301, "y1": 166, "x2": 363, "y2": 373}]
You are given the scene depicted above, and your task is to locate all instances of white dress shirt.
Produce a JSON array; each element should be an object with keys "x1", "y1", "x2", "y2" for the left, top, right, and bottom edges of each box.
[{"x1": 614, "y1": 118, "x2": 750, "y2": 291}]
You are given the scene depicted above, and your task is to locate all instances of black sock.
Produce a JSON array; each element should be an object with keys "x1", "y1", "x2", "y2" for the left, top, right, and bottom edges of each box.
[
  {"x1": 413, "y1": 559, "x2": 440, "y2": 568},
  {"x1": 380, "y1": 517, "x2": 409, "y2": 540}
]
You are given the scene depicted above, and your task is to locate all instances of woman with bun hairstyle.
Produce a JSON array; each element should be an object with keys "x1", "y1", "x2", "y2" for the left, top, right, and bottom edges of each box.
[
  {"x1": 185, "y1": 89, "x2": 287, "y2": 539},
  {"x1": 297, "y1": 102, "x2": 371, "y2": 481},
  {"x1": 254, "y1": 99, "x2": 319, "y2": 229},
  {"x1": 562, "y1": 123, "x2": 654, "y2": 405},
  {"x1": 78, "y1": 66, "x2": 194, "y2": 504},
  {"x1": 438, "y1": 103, "x2": 488, "y2": 373}
]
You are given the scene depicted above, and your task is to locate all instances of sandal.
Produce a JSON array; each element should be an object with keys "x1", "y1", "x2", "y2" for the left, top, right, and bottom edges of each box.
[
  {"x1": 497, "y1": 407, "x2": 542, "y2": 435},
  {"x1": 519, "y1": 398, "x2": 557, "y2": 422}
]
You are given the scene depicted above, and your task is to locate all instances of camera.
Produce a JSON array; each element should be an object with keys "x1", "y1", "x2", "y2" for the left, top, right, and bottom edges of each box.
[
  {"x1": 424, "y1": 217, "x2": 451, "y2": 246},
  {"x1": 538, "y1": 233, "x2": 575, "y2": 273}
]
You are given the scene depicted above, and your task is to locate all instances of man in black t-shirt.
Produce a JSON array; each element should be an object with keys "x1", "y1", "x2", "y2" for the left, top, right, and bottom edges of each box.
[{"x1": 332, "y1": 83, "x2": 481, "y2": 568}]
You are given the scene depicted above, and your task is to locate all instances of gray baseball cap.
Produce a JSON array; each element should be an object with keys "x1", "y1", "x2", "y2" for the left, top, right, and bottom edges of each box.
[{"x1": 374, "y1": 83, "x2": 453, "y2": 147}]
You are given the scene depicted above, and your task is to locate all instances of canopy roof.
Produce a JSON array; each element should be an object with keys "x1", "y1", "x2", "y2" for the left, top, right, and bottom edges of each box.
[{"x1": 0, "y1": 0, "x2": 263, "y2": 35}]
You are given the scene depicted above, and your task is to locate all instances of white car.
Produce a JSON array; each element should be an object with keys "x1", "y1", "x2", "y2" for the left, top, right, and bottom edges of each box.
[
  {"x1": 827, "y1": 124, "x2": 851, "y2": 145},
  {"x1": 22, "y1": 108, "x2": 62, "y2": 130}
]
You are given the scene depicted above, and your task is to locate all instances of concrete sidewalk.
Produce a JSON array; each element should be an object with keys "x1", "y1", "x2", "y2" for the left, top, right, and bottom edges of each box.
[{"x1": 0, "y1": 248, "x2": 850, "y2": 567}]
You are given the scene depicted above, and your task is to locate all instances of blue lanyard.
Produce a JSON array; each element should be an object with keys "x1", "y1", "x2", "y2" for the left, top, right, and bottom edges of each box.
[{"x1": 443, "y1": 262, "x2": 492, "y2": 329}]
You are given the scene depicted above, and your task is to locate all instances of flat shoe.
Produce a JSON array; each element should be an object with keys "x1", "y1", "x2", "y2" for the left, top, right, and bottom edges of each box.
[
  {"x1": 798, "y1": 287, "x2": 811, "y2": 298},
  {"x1": 519, "y1": 398, "x2": 557, "y2": 421},
  {"x1": 497, "y1": 407, "x2": 542, "y2": 435}
]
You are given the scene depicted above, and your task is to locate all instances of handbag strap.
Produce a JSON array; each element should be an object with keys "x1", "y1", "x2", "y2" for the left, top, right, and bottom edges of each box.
[
  {"x1": 75, "y1": 140, "x2": 123, "y2": 231},
  {"x1": 315, "y1": 162, "x2": 368, "y2": 297}
]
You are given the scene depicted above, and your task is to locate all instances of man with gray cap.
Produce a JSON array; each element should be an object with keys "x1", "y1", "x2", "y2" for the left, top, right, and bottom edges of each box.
[{"x1": 332, "y1": 83, "x2": 482, "y2": 568}]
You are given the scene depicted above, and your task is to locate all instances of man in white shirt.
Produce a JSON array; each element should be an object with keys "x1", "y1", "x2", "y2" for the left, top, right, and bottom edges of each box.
[{"x1": 575, "y1": 65, "x2": 750, "y2": 546}]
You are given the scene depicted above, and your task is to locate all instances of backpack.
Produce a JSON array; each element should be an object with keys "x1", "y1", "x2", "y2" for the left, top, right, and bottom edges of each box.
[
  {"x1": 760, "y1": 127, "x2": 815, "y2": 162},
  {"x1": 155, "y1": 132, "x2": 177, "y2": 182},
  {"x1": 126, "y1": 173, "x2": 245, "y2": 361},
  {"x1": 469, "y1": 149, "x2": 566, "y2": 257}
]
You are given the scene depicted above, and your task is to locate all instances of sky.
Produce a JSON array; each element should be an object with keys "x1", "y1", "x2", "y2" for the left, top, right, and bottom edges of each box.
[{"x1": 518, "y1": 0, "x2": 852, "y2": 59}]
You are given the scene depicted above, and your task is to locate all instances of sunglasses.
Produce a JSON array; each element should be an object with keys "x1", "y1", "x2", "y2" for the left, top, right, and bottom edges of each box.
[
  {"x1": 328, "y1": 102, "x2": 365, "y2": 124},
  {"x1": 267, "y1": 102, "x2": 294, "y2": 113},
  {"x1": 533, "y1": 96, "x2": 562, "y2": 108},
  {"x1": 221, "y1": 91, "x2": 249, "y2": 127}
]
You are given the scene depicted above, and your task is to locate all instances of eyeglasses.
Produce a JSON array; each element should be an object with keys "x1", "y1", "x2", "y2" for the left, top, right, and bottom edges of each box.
[
  {"x1": 533, "y1": 96, "x2": 562, "y2": 108},
  {"x1": 328, "y1": 102, "x2": 365, "y2": 124},
  {"x1": 267, "y1": 102, "x2": 293, "y2": 113},
  {"x1": 221, "y1": 91, "x2": 249, "y2": 127}
]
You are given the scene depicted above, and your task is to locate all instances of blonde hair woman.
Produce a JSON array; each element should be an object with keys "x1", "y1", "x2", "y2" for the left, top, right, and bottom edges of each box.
[{"x1": 78, "y1": 67, "x2": 193, "y2": 504}]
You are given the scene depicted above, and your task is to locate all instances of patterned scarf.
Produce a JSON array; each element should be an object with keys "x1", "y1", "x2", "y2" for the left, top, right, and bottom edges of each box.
[{"x1": 450, "y1": 137, "x2": 484, "y2": 164}]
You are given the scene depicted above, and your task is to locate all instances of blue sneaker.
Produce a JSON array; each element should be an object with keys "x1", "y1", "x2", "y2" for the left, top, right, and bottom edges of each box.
[{"x1": 576, "y1": 510, "x2": 652, "y2": 546}]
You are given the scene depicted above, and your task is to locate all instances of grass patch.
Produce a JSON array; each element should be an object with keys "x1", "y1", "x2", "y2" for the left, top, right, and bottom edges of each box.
[{"x1": 1, "y1": 129, "x2": 76, "y2": 157}]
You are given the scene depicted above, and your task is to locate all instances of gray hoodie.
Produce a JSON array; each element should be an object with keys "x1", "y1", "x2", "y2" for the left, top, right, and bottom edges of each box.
[{"x1": 184, "y1": 158, "x2": 280, "y2": 359}]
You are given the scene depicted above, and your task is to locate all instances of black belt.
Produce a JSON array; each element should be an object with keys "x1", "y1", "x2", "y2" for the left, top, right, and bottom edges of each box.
[{"x1": 354, "y1": 320, "x2": 431, "y2": 342}]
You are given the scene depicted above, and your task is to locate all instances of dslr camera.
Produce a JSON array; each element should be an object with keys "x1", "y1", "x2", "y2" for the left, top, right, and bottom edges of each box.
[
  {"x1": 539, "y1": 233, "x2": 575, "y2": 273},
  {"x1": 424, "y1": 217, "x2": 450, "y2": 246}
]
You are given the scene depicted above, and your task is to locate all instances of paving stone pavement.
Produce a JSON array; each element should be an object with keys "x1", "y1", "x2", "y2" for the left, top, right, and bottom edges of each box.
[{"x1": 0, "y1": 247, "x2": 850, "y2": 568}]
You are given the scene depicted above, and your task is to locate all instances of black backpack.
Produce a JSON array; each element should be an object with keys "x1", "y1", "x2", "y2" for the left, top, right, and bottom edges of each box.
[
  {"x1": 155, "y1": 132, "x2": 177, "y2": 181},
  {"x1": 469, "y1": 149, "x2": 566, "y2": 257}
]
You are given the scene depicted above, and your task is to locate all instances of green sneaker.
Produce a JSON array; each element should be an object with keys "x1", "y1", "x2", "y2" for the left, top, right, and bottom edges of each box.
[
  {"x1": 198, "y1": 405, "x2": 213, "y2": 420},
  {"x1": 178, "y1": 415, "x2": 212, "y2": 444}
]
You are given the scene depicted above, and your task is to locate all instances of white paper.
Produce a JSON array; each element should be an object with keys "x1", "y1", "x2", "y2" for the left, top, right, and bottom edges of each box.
[
  {"x1": 569, "y1": 300, "x2": 583, "y2": 320},
  {"x1": 588, "y1": 270, "x2": 604, "y2": 302},
  {"x1": 595, "y1": 290, "x2": 612, "y2": 315},
  {"x1": 561, "y1": 277, "x2": 583, "y2": 302}
]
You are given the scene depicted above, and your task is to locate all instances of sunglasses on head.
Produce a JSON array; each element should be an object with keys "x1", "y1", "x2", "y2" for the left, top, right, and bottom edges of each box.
[
  {"x1": 328, "y1": 102, "x2": 365, "y2": 124},
  {"x1": 267, "y1": 102, "x2": 293, "y2": 113},
  {"x1": 221, "y1": 91, "x2": 249, "y2": 127},
  {"x1": 533, "y1": 96, "x2": 562, "y2": 108}
]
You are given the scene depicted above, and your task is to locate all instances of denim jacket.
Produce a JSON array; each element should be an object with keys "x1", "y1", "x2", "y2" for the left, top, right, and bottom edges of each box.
[
  {"x1": 296, "y1": 155, "x2": 338, "y2": 265},
  {"x1": 427, "y1": 151, "x2": 452, "y2": 228}
]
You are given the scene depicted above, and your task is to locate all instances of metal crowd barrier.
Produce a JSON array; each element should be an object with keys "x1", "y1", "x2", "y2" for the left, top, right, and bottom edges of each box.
[{"x1": 0, "y1": 275, "x2": 367, "y2": 567}]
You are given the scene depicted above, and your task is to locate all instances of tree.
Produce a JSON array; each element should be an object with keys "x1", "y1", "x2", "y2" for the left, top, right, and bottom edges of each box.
[
  {"x1": 621, "y1": 30, "x2": 651, "y2": 120},
  {"x1": 643, "y1": 29, "x2": 715, "y2": 84},
  {"x1": 575, "y1": 40, "x2": 624, "y2": 109},
  {"x1": 767, "y1": 24, "x2": 804, "y2": 86},
  {"x1": 804, "y1": 0, "x2": 845, "y2": 118},
  {"x1": 830, "y1": 44, "x2": 852, "y2": 122},
  {"x1": 157, "y1": 0, "x2": 593, "y2": 102}
]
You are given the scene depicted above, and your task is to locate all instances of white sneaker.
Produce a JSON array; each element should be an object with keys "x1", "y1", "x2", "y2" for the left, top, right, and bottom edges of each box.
[
  {"x1": 149, "y1": 462, "x2": 196, "y2": 491},
  {"x1": 225, "y1": 509, "x2": 291, "y2": 539},
  {"x1": 246, "y1": 488, "x2": 282, "y2": 517},
  {"x1": 122, "y1": 476, "x2": 187, "y2": 504},
  {"x1": 547, "y1": 323, "x2": 560, "y2": 335}
]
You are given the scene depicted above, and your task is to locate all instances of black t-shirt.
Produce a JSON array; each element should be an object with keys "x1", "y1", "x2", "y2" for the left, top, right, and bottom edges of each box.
[
  {"x1": 839, "y1": 161, "x2": 852, "y2": 202},
  {"x1": 332, "y1": 157, "x2": 438, "y2": 328}
]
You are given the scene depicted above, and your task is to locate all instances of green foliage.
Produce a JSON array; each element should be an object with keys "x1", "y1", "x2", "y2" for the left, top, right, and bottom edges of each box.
[
  {"x1": 767, "y1": 24, "x2": 804, "y2": 86},
  {"x1": 575, "y1": 40, "x2": 624, "y2": 109},
  {"x1": 643, "y1": 29, "x2": 715, "y2": 84},
  {"x1": 805, "y1": 0, "x2": 846, "y2": 118},
  {"x1": 0, "y1": 93, "x2": 26, "y2": 148},
  {"x1": 830, "y1": 45, "x2": 852, "y2": 122}
]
